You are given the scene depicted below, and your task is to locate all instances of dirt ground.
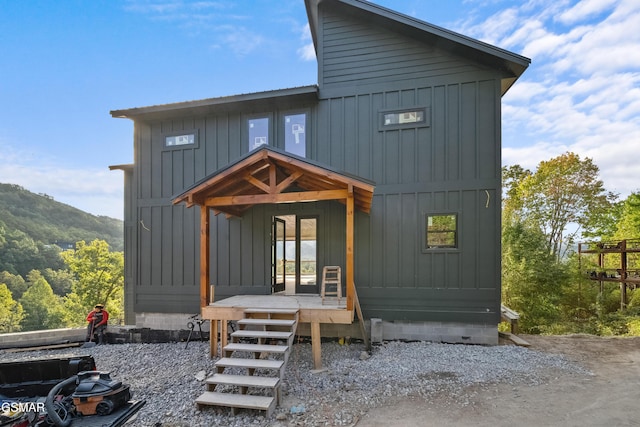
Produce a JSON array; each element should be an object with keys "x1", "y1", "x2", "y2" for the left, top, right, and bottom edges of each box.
[{"x1": 356, "y1": 335, "x2": 640, "y2": 427}]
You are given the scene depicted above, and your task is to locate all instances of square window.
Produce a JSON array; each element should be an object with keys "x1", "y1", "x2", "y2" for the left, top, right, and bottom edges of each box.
[{"x1": 426, "y1": 214, "x2": 457, "y2": 249}]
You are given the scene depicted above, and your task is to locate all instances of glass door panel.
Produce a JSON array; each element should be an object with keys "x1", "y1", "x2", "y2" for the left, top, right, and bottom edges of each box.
[
  {"x1": 296, "y1": 217, "x2": 317, "y2": 293},
  {"x1": 272, "y1": 217, "x2": 286, "y2": 293}
]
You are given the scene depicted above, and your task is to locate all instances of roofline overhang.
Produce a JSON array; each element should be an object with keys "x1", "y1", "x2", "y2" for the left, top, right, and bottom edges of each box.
[
  {"x1": 110, "y1": 85, "x2": 319, "y2": 121},
  {"x1": 109, "y1": 163, "x2": 134, "y2": 172},
  {"x1": 305, "y1": 0, "x2": 530, "y2": 94}
]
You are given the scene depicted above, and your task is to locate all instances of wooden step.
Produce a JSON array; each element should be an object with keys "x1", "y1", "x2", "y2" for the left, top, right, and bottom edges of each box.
[
  {"x1": 195, "y1": 309, "x2": 298, "y2": 418},
  {"x1": 215, "y1": 357, "x2": 283, "y2": 371},
  {"x1": 238, "y1": 318, "x2": 296, "y2": 327},
  {"x1": 196, "y1": 391, "x2": 276, "y2": 417},
  {"x1": 224, "y1": 343, "x2": 288, "y2": 354},
  {"x1": 206, "y1": 373, "x2": 279, "y2": 389},
  {"x1": 244, "y1": 308, "x2": 299, "y2": 315},
  {"x1": 231, "y1": 330, "x2": 291, "y2": 340}
]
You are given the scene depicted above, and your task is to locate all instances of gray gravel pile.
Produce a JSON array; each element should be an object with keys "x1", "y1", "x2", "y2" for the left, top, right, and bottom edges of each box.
[{"x1": 0, "y1": 339, "x2": 590, "y2": 426}]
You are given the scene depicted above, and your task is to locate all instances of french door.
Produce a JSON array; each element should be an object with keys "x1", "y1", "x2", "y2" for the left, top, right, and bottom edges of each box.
[{"x1": 272, "y1": 215, "x2": 318, "y2": 294}]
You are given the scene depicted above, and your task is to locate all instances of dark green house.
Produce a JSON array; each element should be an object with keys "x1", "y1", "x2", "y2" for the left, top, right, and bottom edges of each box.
[{"x1": 111, "y1": 0, "x2": 529, "y2": 345}]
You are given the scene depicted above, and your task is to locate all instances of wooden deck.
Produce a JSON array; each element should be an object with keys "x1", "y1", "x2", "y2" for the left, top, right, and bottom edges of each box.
[{"x1": 202, "y1": 295, "x2": 353, "y2": 369}]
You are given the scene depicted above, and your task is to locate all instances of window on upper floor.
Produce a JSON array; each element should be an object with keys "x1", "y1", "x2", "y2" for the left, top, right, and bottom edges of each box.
[
  {"x1": 379, "y1": 107, "x2": 430, "y2": 131},
  {"x1": 164, "y1": 130, "x2": 198, "y2": 150},
  {"x1": 425, "y1": 213, "x2": 458, "y2": 249},
  {"x1": 248, "y1": 117, "x2": 269, "y2": 151},
  {"x1": 284, "y1": 113, "x2": 306, "y2": 157}
]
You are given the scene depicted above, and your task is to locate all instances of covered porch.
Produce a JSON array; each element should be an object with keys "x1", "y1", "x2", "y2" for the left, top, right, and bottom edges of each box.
[{"x1": 172, "y1": 146, "x2": 375, "y2": 368}]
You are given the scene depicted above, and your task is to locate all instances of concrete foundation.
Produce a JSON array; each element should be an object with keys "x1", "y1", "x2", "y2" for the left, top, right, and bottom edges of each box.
[
  {"x1": 370, "y1": 318, "x2": 383, "y2": 344},
  {"x1": 0, "y1": 312, "x2": 495, "y2": 350},
  {"x1": 379, "y1": 320, "x2": 498, "y2": 345},
  {"x1": 282, "y1": 318, "x2": 496, "y2": 345},
  {"x1": 134, "y1": 312, "x2": 210, "y2": 332},
  {"x1": 135, "y1": 312, "x2": 497, "y2": 345}
]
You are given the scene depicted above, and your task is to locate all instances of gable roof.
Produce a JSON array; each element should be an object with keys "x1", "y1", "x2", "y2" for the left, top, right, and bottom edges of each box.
[
  {"x1": 305, "y1": 0, "x2": 530, "y2": 94},
  {"x1": 172, "y1": 146, "x2": 375, "y2": 217}
]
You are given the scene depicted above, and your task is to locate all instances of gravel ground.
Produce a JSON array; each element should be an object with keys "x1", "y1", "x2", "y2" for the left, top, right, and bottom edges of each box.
[{"x1": 0, "y1": 339, "x2": 590, "y2": 426}]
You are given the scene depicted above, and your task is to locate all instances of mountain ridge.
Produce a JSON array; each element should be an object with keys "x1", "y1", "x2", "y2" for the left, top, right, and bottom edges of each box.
[{"x1": 0, "y1": 183, "x2": 123, "y2": 251}]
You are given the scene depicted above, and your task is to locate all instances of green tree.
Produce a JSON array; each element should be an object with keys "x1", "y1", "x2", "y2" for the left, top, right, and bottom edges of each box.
[
  {"x1": 0, "y1": 271, "x2": 27, "y2": 299},
  {"x1": 0, "y1": 228, "x2": 65, "y2": 277},
  {"x1": 505, "y1": 152, "x2": 617, "y2": 260},
  {"x1": 61, "y1": 240, "x2": 124, "y2": 324},
  {"x1": 18, "y1": 270, "x2": 66, "y2": 331},
  {"x1": 43, "y1": 268, "x2": 75, "y2": 296},
  {"x1": 613, "y1": 192, "x2": 640, "y2": 239},
  {"x1": 0, "y1": 283, "x2": 24, "y2": 332},
  {"x1": 501, "y1": 164, "x2": 531, "y2": 217},
  {"x1": 502, "y1": 220, "x2": 569, "y2": 333}
]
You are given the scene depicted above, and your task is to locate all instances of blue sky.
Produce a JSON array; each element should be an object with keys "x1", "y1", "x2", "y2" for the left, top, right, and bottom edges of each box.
[{"x1": 1, "y1": 0, "x2": 638, "y2": 220}]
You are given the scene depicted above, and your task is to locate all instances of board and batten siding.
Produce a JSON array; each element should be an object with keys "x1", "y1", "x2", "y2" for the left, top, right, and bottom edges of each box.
[
  {"x1": 128, "y1": 4, "x2": 505, "y2": 324},
  {"x1": 133, "y1": 114, "x2": 237, "y2": 313},
  {"x1": 132, "y1": 107, "x2": 327, "y2": 313},
  {"x1": 318, "y1": 8, "x2": 490, "y2": 95},
  {"x1": 309, "y1": 4, "x2": 504, "y2": 323},
  {"x1": 317, "y1": 76, "x2": 502, "y2": 323}
]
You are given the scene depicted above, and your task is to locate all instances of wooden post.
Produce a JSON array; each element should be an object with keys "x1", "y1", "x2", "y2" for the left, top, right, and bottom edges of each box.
[
  {"x1": 200, "y1": 205, "x2": 211, "y2": 308},
  {"x1": 201, "y1": 206, "x2": 215, "y2": 358},
  {"x1": 346, "y1": 185, "x2": 354, "y2": 312},
  {"x1": 311, "y1": 321, "x2": 321, "y2": 369},
  {"x1": 220, "y1": 319, "x2": 228, "y2": 352},
  {"x1": 210, "y1": 320, "x2": 218, "y2": 358}
]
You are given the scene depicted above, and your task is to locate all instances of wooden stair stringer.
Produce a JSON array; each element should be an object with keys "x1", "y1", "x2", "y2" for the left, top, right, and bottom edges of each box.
[{"x1": 195, "y1": 308, "x2": 299, "y2": 417}]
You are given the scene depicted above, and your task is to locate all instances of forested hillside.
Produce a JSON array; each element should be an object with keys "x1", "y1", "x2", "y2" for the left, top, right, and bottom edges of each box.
[
  {"x1": 0, "y1": 183, "x2": 123, "y2": 251},
  {"x1": 0, "y1": 184, "x2": 125, "y2": 332}
]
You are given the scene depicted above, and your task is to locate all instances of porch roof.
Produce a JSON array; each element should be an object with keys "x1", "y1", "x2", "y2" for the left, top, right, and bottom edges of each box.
[{"x1": 172, "y1": 146, "x2": 375, "y2": 216}]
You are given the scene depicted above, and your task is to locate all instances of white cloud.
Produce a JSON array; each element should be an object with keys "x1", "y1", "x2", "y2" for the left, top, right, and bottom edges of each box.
[
  {"x1": 298, "y1": 42, "x2": 316, "y2": 61},
  {"x1": 485, "y1": 0, "x2": 640, "y2": 199},
  {"x1": 0, "y1": 142, "x2": 124, "y2": 220},
  {"x1": 220, "y1": 27, "x2": 265, "y2": 56},
  {"x1": 297, "y1": 23, "x2": 316, "y2": 61},
  {"x1": 124, "y1": 0, "x2": 226, "y2": 16},
  {"x1": 558, "y1": 0, "x2": 619, "y2": 24}
]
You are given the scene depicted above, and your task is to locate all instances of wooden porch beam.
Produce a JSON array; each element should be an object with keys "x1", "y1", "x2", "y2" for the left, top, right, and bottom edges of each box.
[
  {"x1": 206, "y1": 189, "x2": 348, "y2": 206},
  {"x1": 275, "y1": 170, "x2": 303, "y2": 193},
  {"x1": 200, "y1": 205, "x2": 211, "y2": 308},
  {"x1": 346, "y1": 184, "x2": 355, "y2": 312},
  {"x1": 245, "y1": 173, "x2": 270, "y2": 193},
  {"x1": 269, "y1": 163, "x2": 277, "y2": 193}
]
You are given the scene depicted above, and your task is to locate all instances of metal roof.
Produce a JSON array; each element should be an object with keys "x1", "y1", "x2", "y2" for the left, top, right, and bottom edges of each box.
[{"x1": 110, "y1": 85, "x2": 318, "y2": 121}]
